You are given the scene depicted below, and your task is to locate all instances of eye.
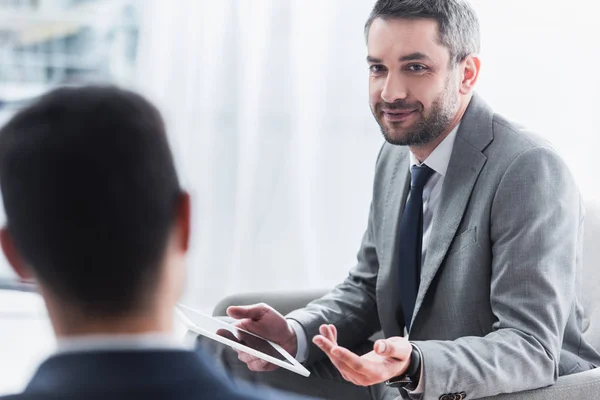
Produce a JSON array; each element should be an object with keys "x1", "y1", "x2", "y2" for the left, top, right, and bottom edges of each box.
[
  {"x1": 407, "y1": 64, "x2": 428, "y2": 72},
  {"x1": 369, "y1": 64, "x2": 387, "y2": 74}
]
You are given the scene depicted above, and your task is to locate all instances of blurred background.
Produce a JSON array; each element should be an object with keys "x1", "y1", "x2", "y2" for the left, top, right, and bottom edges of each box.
[{"x1": 0, "y1": 0, "x2": 598, "y2": 395}]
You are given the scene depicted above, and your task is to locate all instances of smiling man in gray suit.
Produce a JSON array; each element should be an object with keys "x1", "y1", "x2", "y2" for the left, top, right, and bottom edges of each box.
[{"x1": 213, "y1": 1, "x2": 600, "y2": 399}]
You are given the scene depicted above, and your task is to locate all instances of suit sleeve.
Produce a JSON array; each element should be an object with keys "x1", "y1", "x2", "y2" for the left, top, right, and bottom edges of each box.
[{"x1": 410, "y1": 146, "x2": 583, "y2": 400}]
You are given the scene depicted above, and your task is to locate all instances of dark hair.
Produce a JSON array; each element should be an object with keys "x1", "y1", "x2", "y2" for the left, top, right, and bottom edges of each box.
[
  {"x1": 0, "y1": 86, "x2": 181, "y2": 316},
  {"x1": 365, "y1": 0, "x2": 480, "y2": 64}
]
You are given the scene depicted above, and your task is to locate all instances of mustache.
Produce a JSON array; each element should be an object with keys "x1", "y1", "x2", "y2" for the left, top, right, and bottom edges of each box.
[{"x1": 376, "y1": 100, "x2": 422, "y2": 112}]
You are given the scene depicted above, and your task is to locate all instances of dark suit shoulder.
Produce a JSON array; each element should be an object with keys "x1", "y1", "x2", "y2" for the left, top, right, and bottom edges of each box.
[
  {"x1": 8, "y1": 350, "x2": 315, "y2": 400},
  {"x1": 0, "y1": 382, "x2": 314, "y2": 400}
]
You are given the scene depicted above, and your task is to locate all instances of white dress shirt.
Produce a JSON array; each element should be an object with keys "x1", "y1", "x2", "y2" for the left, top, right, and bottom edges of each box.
[
  {"x1": 289, "y1": 123, "x2": 460, "y2": 393},
  {"x1": 55, "y1": 332, "x2": 184, "y2": 355}
]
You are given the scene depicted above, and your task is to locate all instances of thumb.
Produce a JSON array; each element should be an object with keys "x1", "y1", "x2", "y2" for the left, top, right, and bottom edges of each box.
[
  {"x1": 374, "y1": 338, "x2": 412, "y2": 359},
  {"x1": 226, "y1": 303, "x2": 270, "y2": 321}
]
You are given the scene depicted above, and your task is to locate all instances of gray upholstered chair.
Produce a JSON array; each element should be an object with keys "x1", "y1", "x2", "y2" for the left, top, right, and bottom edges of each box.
[{"x1": 213, "y1": 205, "x2": 600, "y2": 399}]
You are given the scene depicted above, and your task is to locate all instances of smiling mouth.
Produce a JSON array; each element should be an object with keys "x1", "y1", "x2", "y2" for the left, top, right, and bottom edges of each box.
[{"x1": 382, "y1": 110, "x2": 417, "y2": 122}]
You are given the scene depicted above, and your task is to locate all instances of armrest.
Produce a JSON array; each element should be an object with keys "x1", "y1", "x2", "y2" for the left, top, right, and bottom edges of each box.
[
  {"x1": 212, "y1": 289, "x2": 329, "y2": 317},
  {"x1": 479, "y1": 368, "x2": 600, "y2": 400}
]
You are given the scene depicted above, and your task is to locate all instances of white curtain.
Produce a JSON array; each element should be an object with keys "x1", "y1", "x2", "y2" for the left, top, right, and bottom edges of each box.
[{"x1": 134, "y1": 0, "x2": 600, "y2": 313}]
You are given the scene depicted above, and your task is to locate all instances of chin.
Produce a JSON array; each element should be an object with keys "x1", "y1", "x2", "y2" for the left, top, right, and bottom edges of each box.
[
  {"x1": 383, "y1": 131, "x2": 410, "y2": 146},
  {"x1": 386, "y1": 125, "x2": 410, "y2": 138}
]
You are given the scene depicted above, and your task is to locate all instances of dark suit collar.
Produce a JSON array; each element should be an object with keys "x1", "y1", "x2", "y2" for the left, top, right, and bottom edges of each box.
[{"x1": 24, "y1": 349, "x2": 222, "y2": 394}]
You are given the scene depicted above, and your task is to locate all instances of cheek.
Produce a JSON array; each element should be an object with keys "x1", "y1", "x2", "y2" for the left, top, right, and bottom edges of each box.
[
  {"x1": 410, "y1": 79, "x2": 446, "y2": 109},
  {"x1": 369, "y1": 78, "x2": 383, "y2": 103}
]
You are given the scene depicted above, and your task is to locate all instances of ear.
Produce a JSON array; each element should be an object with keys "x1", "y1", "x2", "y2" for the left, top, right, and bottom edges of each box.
[
  {"x1": 0, "y1": 228, "x2": 34, "y2": 281},
  {"x1": 459, "y1": 54, "x2": 481, "y2": 95},
  {"x1": 175, "y1": 192, "x2": 191, "y2": 253}
]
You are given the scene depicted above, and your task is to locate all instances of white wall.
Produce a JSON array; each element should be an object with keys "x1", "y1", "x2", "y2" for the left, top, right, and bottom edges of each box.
[
  {"x1": 472, "y1": 0, "x2": 600, "y2": 200},
  {"x1": 135, "y1": 0, "x2": 600, "y2": 312}
]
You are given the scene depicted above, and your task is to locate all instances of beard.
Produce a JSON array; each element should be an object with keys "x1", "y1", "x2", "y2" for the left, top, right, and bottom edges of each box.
[{"x1": 372, "y1": 75, "x2": 459, "y2": 146}]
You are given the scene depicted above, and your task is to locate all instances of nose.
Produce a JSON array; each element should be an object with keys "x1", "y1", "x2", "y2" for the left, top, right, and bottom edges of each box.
[{"x1": 381, "y1": 73, "x2": 408, "y2": 104}]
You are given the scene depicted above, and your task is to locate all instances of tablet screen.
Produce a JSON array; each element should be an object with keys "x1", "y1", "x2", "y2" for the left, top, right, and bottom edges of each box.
[{"x1": 177, "y1": 305, "x2": 293, "y2": 365}]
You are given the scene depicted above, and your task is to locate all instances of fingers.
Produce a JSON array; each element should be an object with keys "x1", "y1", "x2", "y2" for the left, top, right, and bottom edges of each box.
[
  {"x1": 330, "y1": 324, "x2": 338, "y2": 342},
  {"x1": 236, "y1": 349, "x2": 257, "y2": 364},
  {"x1": 313, "y1": 335, "x2": 369, "y2": 383},
  {"x1": 313, "y1": 333, "x2": 336, "y2": 353},
  {"x1": 312, "y1": 334, "x2": 347, "y2": 375},
  {"x1": 313, "y1": 330, "x2": 363, "y2": 373},
  {"x1": 236, "y1": 350, "x2": 260, "y2": 365},
  {"x1": 312, "y1": 333, "x2": 411, "y2": 387},
  {"x1": 226, "y1": 303, "x2": 270, "y2": 320},
  {"x1": 373, "y1": 337, "x2": 412, "y2": 360},
  {"x1": 319, "y1": 324, "x2": 337, "y2": 344},
  {"x1": 329, "y1": 345, "x2": 365, "y2": 372},
  {"x1": 315, "y1": 326, "x2": 364, "y2": 373},
  {"x1": 236, "y1": 350, "x2": 278, "y2": 372},
  {"x1": 247, "y1": 357, "x2": 278, "y2": 371},
  {"x1": 216, "y1": 328, "x2": 239, "y2": 342}
]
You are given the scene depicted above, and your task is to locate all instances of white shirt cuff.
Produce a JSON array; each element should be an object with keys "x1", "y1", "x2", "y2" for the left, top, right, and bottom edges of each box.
[
  {"x1": 406, "y1": 344, "x2": 424, "y2": 394},
  {"x1": 287, "y1": 319, "x2": 309, "y2": 363}
]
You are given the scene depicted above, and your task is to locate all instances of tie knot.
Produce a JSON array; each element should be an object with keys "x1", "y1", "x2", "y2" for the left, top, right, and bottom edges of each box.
[{"x1": 410, "y1": 164, "x2": 435, "y2": 189}]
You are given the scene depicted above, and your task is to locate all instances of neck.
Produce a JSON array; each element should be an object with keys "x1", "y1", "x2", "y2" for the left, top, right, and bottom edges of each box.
[
  {"x1": 53, "y1": 313, "x2": 174, "y2": 338},
  {"x1": 409, "y1": 96, "x2": 470, "y2": 163},
  {"x1": 45, "y1": 297, "x2": 174, "y2": 338}
]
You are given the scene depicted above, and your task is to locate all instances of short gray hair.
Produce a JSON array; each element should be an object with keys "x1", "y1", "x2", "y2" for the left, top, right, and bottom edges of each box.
[{"x1": 365, "y1": 0, "x2": 480, "y2": 64}]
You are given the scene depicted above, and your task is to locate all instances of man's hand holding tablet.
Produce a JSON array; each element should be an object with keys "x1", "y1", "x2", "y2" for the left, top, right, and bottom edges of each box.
[
  {"x1": 225, "y1": 303, "x2": 298, "y2": 372},
  {"x1": 176, "y1": 303, "x2": 310, "y2": 377}
]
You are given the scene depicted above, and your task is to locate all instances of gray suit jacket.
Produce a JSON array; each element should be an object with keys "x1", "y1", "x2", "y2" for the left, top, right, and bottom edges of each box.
[{"x1": 287, "y1": 94, "x2": 600, "y2": 400}]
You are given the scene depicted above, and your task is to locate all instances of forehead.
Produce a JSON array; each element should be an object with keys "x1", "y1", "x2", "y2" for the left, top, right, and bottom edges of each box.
[{"x1": 367, "y1": 17, "x2": 449, "y2": 61}]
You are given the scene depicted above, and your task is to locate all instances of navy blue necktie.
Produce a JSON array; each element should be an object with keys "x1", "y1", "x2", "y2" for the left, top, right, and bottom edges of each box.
[{"x1": 398, "y1": 164, "x2": 435, "y2": 331}]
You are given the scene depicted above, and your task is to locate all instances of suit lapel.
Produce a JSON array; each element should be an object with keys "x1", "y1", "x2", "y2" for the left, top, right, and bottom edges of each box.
[
  {"x1": 410, "y1": 93, "x2": 494, "y2": 328},
  {"x1": 377, "y1": 149, "x2": 411, "y2": 338}
]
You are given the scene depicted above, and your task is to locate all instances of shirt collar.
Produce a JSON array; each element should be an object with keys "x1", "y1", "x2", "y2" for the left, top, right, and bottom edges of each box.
[
  {"x1": 409, "y1": 123, "x2": 460, "y2": 177},
  {"x1": 55, "y1": 332, "x2": 184, "y2": 355}
]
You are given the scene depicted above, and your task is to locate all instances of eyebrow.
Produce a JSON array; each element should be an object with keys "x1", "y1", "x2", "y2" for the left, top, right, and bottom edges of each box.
[
  {"x1": 366, "y1": 52, "x2": 432, "y2": 63},
  {"x1": 366, "y1": 55, "x2": 383, "y2": 63}
]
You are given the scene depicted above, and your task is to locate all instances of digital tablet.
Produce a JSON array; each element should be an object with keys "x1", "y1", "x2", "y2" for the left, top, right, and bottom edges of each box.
[{"x1": 176, "y1": 303, "x2": 310, "y2": 377}]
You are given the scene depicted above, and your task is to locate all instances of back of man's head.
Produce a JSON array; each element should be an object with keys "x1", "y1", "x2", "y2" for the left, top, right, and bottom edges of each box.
[{"x1": 0, "y1": 86, "x2": 182, "y2": 318}]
